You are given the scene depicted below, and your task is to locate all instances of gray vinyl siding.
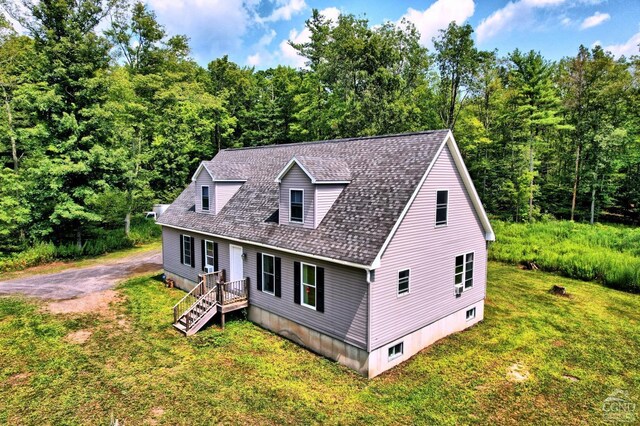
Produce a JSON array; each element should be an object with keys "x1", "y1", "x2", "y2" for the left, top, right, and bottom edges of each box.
[
  {"x1": 369, "y1": 145, "x2": 488, "y2": 350},
  {"x1": 195, "y1": 171, "x2": 214, "y2": 214},
  {"x1": 315, "y1": 184, "x2": 345, "y2": 227},
  {"x1": 162, "y1": 227, "x2": 204, "y2": 283},
  {"x1": 279, "y1": 164, "x2": 315, "y2": 228},
  {"x1": 215, "y1": 182, "x2": 243, "y2": 214},
  {"x1": 161, "y1": 226, "x2": 368, "y2": 349}
]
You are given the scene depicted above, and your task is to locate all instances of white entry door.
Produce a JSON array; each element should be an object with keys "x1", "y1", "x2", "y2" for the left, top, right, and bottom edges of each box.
[{"x1": 229, "y1": 244, "x2": 244, "y2": 282}]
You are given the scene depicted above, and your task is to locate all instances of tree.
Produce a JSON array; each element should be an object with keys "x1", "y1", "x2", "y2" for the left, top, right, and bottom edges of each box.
[
  {"x1": 507, "y1": 49, "x2": 565, "y2": 221},
  {"x1": 432, "y1": 22, "x2": 480, "y2": 130},
  {"x1": 559, "y1": 46, "x2": 633, "y2": 223}
]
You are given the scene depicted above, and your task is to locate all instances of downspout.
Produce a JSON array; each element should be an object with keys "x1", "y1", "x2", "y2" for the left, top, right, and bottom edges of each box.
[{"x1": 365, "y1": 269, "x2": 373, "y2": 354}]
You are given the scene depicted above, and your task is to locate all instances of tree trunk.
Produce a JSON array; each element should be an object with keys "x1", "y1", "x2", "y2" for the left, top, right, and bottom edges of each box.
[
  {"x1": 528, "y1": 139, "x2": 534, "y2": 222},
  {"x1": 2, "y1": 87, "x2": 18, "y2": 170},
  {"x1": 124, "y1": 212, "x2": 131, "y2": 236},
  {"x1": 590, "y1": 185, "x2": 596, "y2": 225},
  {"x1": 570, "y1": 143, "x2": 581, "y2": 221},
  {"x1": 76, "y1": 228, "x2": 82, "y2": 250}
]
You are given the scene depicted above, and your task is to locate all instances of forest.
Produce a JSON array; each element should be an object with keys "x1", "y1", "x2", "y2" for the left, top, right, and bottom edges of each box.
[{"x1": 0, "y1": 0, "x2": 638, "y2": 257}]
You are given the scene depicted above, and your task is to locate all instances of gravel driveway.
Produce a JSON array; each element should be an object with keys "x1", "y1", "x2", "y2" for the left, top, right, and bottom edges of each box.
[{"x1": 0, "y1": 249, "x2": 162, "y2": 300}]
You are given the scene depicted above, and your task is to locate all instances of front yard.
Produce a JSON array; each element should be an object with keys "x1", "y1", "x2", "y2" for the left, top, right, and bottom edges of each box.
[{"x1": 1, "y1": 262, "x2": 638, "y2": 425}]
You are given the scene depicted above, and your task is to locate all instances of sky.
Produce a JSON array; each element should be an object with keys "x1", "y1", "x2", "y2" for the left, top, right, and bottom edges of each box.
[
  {"x1": 142, "y1": 0, "x2": 640, "y2": 68},
  {"x1": 7, "y1": 0, "x2": 639, "y2": 68}
]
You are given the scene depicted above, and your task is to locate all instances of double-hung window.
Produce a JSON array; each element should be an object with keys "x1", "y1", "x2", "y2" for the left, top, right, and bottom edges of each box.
[
  {"x1": 262, "y1": 254, "x2": 275, "y2": 295},
  {"x1": 455, "y1": 252, "x2": 474, "y2": 290},
  {"x1": 398, "y1": 269, "x2": 410, "y2": 295},
  {"x1": 301, "y1": 263, "x2": 316, "y2": 309},
  {"x1": 182, "y1": 235, "x2": 192, "y2": 266},
  {"x1": 436, "y1": 190, "x2": 448, "y2": 226},
  {"x1": 201, "y1": 186, "x2": 210, "y2": 211},
  {"x1": 290, "y1": 189, "x2": 304, "y2": 223},
  {"x1": 204, "y1": 240, "x2": 215, "y2": 268}
]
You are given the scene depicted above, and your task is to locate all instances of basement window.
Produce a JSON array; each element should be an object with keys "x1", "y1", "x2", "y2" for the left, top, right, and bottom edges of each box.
[
  {"x1": 388, "y1": 342, "x2": 404, "y2": 361},
  {"x1": 466, "y1": 307, "x2": 476, "y2": 321}
]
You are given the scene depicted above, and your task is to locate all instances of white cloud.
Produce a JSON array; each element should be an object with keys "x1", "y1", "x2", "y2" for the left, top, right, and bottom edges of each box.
[
  {"x1": 399, "y1": 0, "x2": 475, "y2": 48},
  {"x1": 147, "y1": 0, "x2": 251, "y2": 63},
  {"x1": 579, "y1": 11, "x2": 610, "y2": 30},
  {"x1": 561, "y1": 16, "x2": 572, "y2": 26},
  {"x1": 476, "y1": 0, "x2": 567, "y2": 43},
  {"x1": 603, "y1": 31, "x2": 640, "y2": 57},
  {"x1": 258, "y1": 29, "x2": 277, "y2": 47},
  {"x1": 278, "y1": 7, "x2": 340, "y2": 68},
  {"x1": 247, "y1": 52, "x2": 262, "y2": 66},
  {"x1": 257, "y1": 0, "x2": 306, "y2": 23}
]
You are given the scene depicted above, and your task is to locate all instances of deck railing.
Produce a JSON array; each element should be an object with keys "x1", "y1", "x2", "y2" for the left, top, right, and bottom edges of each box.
[
  {"x1": 173, "y1": 273, "x2": 249, "y2": 331},
  {"x1": 219, "y1": 278, "x2": 249, "y2": 305}
]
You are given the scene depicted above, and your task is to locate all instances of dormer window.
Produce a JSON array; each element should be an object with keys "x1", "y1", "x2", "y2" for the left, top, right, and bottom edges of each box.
[
  {"x1": 201, "y1": 186, "x2": 210, "y2": 211},
  {"x1": 290, "y1": 189, "x2": 304, "y2": 223}
]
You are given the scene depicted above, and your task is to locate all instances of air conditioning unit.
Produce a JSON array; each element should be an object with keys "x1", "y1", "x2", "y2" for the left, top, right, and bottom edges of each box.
[
  {"x1": 205, "y1": 265, "x2": 215, "y2": 273},
  {"x1": 454, "y1": 283, "x2": 464, "y2": 296}
]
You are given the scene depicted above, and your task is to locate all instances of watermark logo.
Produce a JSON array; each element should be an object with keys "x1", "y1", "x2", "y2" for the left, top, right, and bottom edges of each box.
[{"x1": 602, "y1": 389, "x2": 636, "y2": 423}]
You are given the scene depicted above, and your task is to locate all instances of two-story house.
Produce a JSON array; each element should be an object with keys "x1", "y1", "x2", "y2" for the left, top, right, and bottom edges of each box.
[{"x1": 157, "y1": 130, "x2": 494, "y2": 378}]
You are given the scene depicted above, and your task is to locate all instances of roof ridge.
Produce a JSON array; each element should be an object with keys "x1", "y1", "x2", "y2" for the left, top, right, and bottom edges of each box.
[{"x1": 220, "y1": 129, "x2": 450, "y2": 153}]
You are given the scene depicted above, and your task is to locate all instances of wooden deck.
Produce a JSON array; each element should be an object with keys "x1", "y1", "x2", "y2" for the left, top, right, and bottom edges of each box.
[{"x1": 173, "y1": 271, "x2": 249, "y2": 335}]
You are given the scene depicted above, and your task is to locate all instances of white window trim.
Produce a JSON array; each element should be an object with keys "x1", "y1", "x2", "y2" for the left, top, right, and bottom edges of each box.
[
  {"x1": 182, "y1": 235, "x2": 192, "y2": 266},
  {"x1": 435, "y1": 189, "x2": 449, "y2": 228},
  {"x1": 261, "y1": 253, "x2": 276, "y2": 296},
  {"x1": 388, "y1": 342, "x2": 404, "y2": 361},
  {"x1": 201, "y1": 185, "x2": 210, "y2": 212},
  {"x1": 397, "y1": 268, "x2": 411, "y2": 297},
  {"x1": 455, "y1": 251, "x2": 475, "y2": 291},
  {"x1": 204, "y1": 239, "x2": 215, "y2": 268},
  {"x1": 300, "y1": 262, "x2": 317, "y2": 310},
  {"x1": 466, "y1": 307, "x2": 476, "y2": 321},
  {"x1": 289, "y1": 188, "x2": 304, "y2": 223}
]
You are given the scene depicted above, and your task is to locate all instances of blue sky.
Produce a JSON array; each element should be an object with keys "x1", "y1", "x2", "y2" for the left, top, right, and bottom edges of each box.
[{"x1": 146, "y1": 0, "x2": 639, "y2": 68}]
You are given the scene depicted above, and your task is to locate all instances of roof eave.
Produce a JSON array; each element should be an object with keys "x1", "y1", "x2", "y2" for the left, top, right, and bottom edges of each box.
[{"x1": 158, "y1": 222, "x2": 373, "y2": 271}]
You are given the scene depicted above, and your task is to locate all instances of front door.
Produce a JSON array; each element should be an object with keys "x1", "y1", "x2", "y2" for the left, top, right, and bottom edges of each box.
[{"x1": 229, "y1": 244, "x2": 244, "y2": 282}]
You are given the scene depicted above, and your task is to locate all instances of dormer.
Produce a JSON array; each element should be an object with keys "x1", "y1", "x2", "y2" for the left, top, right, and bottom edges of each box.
[
  {"x1": 192, "y1": 161, "x2": 246, "y2": 214},
  {"x1": 275, "y1": 156, "x2": 350, "y2": 229}
]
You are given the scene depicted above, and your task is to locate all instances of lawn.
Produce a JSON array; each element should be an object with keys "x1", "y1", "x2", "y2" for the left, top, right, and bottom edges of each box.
[{"x1": 1, "y1": 263, "x2": 638, "y2": 425}]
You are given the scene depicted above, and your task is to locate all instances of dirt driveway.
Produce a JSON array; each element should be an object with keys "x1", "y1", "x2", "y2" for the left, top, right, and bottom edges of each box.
[{"x1": 0, "y1": 249, "x2": 162, "y2": 300}]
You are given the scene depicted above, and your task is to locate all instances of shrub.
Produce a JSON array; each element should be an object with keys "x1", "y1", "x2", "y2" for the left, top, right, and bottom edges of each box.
[{"x1": 0, "y1": 216, "x2": 160, "y2": 273}]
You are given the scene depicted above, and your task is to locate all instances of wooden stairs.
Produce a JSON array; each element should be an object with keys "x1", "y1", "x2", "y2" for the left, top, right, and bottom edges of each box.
[{"x1": 172, "y1": 271, "x2": 249, "y2": 336}]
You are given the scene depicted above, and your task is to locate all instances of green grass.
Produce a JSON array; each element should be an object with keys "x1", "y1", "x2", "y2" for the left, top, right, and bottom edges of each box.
[
  {"x1": 1, "y1": 263, "x2": 638, "y2": 424},
  {"x1": 490, "y1": 220, "x2": 640, "y2": 292}
]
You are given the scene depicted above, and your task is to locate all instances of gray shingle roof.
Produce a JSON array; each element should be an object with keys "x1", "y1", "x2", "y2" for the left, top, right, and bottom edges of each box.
[
  {"x1": 290, "y1": 156, "x2": 351, "y2": 182},
  {"x1": 158, "y1": 130, "x2": 449, "y2": 267}
]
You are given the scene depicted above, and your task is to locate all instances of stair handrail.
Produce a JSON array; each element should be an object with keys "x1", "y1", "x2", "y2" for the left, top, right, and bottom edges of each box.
[
  {"x1": 183, "y1": 284, "x2": 218, "y2": 331},
  {"x1": 173, "y1": 280, "x2": 206, "y2": 324}
]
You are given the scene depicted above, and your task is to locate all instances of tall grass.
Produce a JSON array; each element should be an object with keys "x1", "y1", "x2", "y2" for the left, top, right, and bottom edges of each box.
[
  {"x1": 0, "y1": 217, "x2": 161, "y2": 273},
  {"x1": 490, "y1": 220, "x2": 640, "y2": 292}
]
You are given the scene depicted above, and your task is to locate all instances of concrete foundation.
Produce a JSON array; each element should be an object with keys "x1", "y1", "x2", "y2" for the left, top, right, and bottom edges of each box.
[
  {"x1": 165, "y1": 271, "x2": 197, "y2": 292},
  {"x1": 248, "y1": 305, "x2": 369, "y2": 375}
]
